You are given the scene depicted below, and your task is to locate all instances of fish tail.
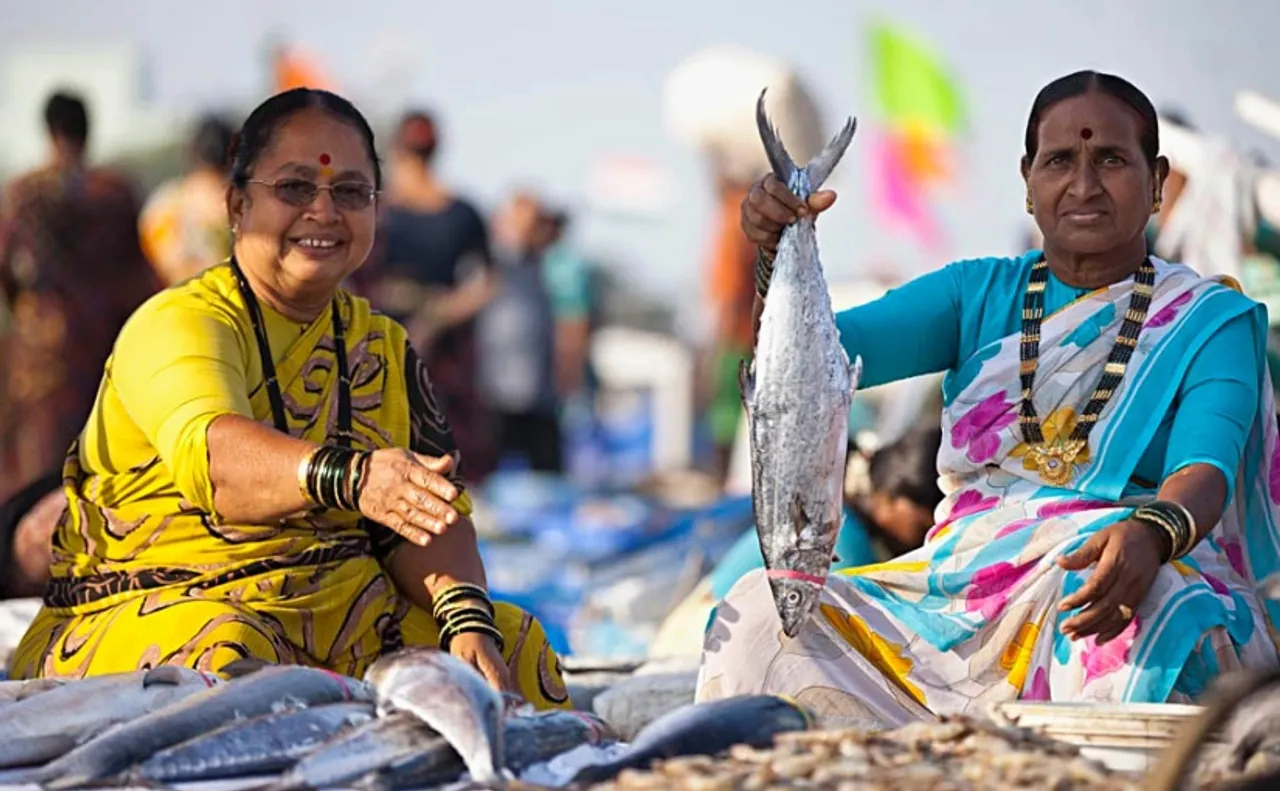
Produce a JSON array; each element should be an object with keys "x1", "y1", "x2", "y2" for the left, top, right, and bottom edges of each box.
[
  {"x1": 756, "y1": 88, "x2": 857, "y2": 197},
  {"x1": 755, "y1": 89, "x2": 798, "y2": 186},
  {"x1": 804, "y1": 114, "x2": 857, "y2": 192}
]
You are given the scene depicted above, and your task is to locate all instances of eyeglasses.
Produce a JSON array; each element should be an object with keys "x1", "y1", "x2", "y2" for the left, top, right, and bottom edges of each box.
[{"x1": 246, "y1": 178, "x2": 378, "y2": 211}]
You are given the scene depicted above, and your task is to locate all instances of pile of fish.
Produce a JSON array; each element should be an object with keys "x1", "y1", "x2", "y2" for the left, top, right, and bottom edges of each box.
[{"x1": 0, "y1": 651, "x2": 623, "y2": 789}]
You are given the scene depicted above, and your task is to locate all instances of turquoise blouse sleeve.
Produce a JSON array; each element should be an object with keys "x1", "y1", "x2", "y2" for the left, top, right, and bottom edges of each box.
[
  {"x1": 1163, "y1": 310, "x2": 1262, "y2": 502},
  {"x1": 834, "y1": 264, "x2": 963, "y2": 388}
]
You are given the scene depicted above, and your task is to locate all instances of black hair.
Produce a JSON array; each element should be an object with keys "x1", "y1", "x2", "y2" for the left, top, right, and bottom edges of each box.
[
  {"x1": 1024, "y1": 70, "x2": 1160, "y2": 169},
  {"x1": 229, "y1": 88, "x2": 382, "y2": 190},
  {"x1": 867, "y1": 425, "x2": 944, "y2": 510},
  {"x1": 396, "y1": 110, "x2": 439, "y2": 163},
  {"x1": 44, "y1": 90, "x2": 89, "y2": 147},
  {"x1": 191, "y1": 115, "x2": 235, "y2": 171}
]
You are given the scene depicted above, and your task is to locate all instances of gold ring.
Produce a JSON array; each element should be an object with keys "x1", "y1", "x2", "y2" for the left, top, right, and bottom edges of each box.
[{"x1": 1117, "y1": 604, "x2": 1134, "y2": 621}]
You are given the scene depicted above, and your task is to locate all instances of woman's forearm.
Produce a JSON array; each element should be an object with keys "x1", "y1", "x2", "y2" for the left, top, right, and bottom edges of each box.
[
  {"x1": 206, "y1": 414, "x2": 317, "y2": 523},
  {"x1": 1156, "y1": 463, "x2": 1229, "y2": 545},
  {"x1": 385, "y1": 516, "x2": 488, "y2": 613}
]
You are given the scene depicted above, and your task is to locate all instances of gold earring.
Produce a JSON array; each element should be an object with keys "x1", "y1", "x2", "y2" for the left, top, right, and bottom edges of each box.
[{"x1": 1025, "y1": 195, "x2": 1034, "y2": 215}]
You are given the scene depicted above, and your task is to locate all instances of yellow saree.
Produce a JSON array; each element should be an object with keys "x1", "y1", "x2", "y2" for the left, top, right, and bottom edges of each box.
[{"x1": 8, "y1": 264, "x2": 569, "y2": 709}]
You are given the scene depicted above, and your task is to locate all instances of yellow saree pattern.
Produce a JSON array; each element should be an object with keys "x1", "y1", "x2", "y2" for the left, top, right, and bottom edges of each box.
[{"x1": 8, "y1": 264, "x2": 569, "y2": 709}]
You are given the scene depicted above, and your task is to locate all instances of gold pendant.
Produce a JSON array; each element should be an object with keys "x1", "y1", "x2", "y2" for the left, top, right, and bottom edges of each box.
[{"x1": 1030, "y1": 440, "x2": 1085, "y2": 486}]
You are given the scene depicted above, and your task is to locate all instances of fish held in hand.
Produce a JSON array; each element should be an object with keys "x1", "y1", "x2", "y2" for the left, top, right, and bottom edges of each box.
[{"x1": 742, "y1": 88, "x2": 861, "y2": 638}]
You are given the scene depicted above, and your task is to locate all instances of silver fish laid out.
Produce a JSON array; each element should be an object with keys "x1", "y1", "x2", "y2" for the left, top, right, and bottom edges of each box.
[
  {"x1": 31, "y1": 664, "x2": 371, "y2": 790},
  {"x1": 355, "y1": 709, "x2": 617, "y2": 791},
  {"x1": 130, "y1": 700, "x2": 375, "y2": 784},
  {"x1": 266, "y1": 711, "x2": 434, "y2": 791},
  {"x1": 570, "y1": 695, "x2": 813, "y2": 785},
  {"x1": 740, "y1": 89, "x2": 861, "y2": 638},
  {"x1": 0, "y1": 667, "x2": 216, "y2": 769},
  {"x1": 365, "y1": 648, "x2": 507, "y2": 785}
]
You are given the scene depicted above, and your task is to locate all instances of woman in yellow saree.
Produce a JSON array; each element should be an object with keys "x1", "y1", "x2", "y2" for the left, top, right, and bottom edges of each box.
[{"x1": 7, "y1": 88, "x2": 570, "y2": 710}]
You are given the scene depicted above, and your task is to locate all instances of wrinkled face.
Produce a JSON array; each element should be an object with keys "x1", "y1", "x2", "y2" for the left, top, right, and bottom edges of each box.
[
  {"x1": 1022, "y1": 92, "x2": 1167, "y2": 256},
  {"x1": 228, "y1": 108, "x2": 378, "y2": 291},
  {"x1": 769, "y1": 576, "x2": 822, "y2": 638}
]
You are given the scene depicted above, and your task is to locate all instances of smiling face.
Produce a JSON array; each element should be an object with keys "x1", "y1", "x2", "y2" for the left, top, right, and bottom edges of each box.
[
  {"x1": 228, "y1": 107, "x2": 378, "y2": 294},
  {"x1": 1022, "y1": 91, "x2": 1168, "y2": 257}
]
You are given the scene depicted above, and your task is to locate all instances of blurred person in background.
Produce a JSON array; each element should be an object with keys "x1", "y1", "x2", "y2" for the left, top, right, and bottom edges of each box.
[
  {"x1": 138, "y1": 115, "x2": 236, "y2": 286},
  {"x1": 539, "y1": 208, "x2": 596, "y2": 405},
  {"x1": 0, "y1": 89, "x2": 159, "y2": 507},
  {"x1": 477, "y1": 192, "x2": 563, "y2": 473},
  {"x1": 358, "y1": 110, "x2": 498, "y2": 483},
  {"x1": 6, "y1": 88, "x2": 569, "y2": 704}
]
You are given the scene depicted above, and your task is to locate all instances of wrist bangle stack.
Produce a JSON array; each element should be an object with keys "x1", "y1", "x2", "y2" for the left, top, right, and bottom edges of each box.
[
  {"x1": 755, "y1": 247, "x2": 775, "y2": 298},
  {"x1": 298, "y1": 445, "x2": 371, "y2": 512},
  {"x1": 1131, "y1": 500, "x2": 1198, "y2": 562},
  {"x1": 433, "y1": 582, "x2": 504, "y2": 654}
]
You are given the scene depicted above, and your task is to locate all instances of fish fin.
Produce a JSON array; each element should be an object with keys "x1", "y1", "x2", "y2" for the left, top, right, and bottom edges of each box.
[
  {"x1": 737, "y1": 358, "x2": 755, "y2": 405},
  {"x1": 756, "y1": 89, "x2": 798, "y2": 184},
  {"x1": 849, "y1": 355, "x2": 864, "y2": 396},
  {"x1": 141, "y1": 665, "x2": 189, "y2": 687},
  {"x1": 789, "y1": 493, "x2": 809, "y2": 540},
  {"x1": 217, "y1": 657, "x2": 274, "y2": 679},
  {"x1": 803, "y1": 115, "x2": 858, "y2": 192}
]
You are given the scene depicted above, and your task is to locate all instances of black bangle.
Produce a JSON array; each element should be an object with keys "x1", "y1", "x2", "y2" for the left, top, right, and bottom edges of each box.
[
  {"x1": 441, "y1": 618, "x2": 505, "y2": 654},
  {"x1": 1132, "y1": 501, "x2": 1197, "y2": 562},
  {"x1": 755, "y1": 247, "x2": 775, "y2": 298},
  {"x1": 305, "y1": 446, "x2": 362, "y2": 511},
  {"x1": 432, "y1": 583, "x2": 494, "y2": 620},
  {"x1": 349, "y1": 452, "x2": 371, "y2": 510}
]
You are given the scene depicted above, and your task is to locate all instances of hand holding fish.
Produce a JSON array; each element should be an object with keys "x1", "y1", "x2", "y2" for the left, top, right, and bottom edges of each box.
[
  {"x1": 448, "y1": 632, "x2": 515, "y2": 695},
  {"x1": 1056, "y1": 519, "x2": 1165, "y2": 644},
  {"x1": 358, "y1": 450, "x2": 464, "y2": 547},
  {"x1": 740, "y1": 173, "x2": 839, "y2": 256}
]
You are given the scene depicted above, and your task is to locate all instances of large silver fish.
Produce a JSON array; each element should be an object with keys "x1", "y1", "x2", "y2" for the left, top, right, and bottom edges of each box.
[
  {"x1": 131, "y1": 700, "x2": 375, "y2": 783},
  {"x1": 740, "y1": 89, "x2": 861, "y2": 637},
  {"x1": 32, "y1": 664, "x2": 371, "y2": 789},
  {"x1": 0, "y1": 667, "x2": 216, "y2": 768},
  {"x1": 365, "y1": 648, "x2": 507, "y2": 785}
]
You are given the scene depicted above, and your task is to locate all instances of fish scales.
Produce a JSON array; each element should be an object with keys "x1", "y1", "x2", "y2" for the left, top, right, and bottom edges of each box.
[
  {"x1": 133, "y1": 701, "x2": 375, "y2": 783},
  {"x1": 741, "y1": 89, "x2": 861, "y2": 637}
]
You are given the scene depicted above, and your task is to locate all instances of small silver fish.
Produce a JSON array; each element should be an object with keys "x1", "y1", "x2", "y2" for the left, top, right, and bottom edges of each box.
[
  {"x1": 741, "y1": 89, "x2": 860, "y2": 637},
  {"x1": 0, "y1": 667, "x2": 215, "y2": 768},
  {"x1": 366, "y1": 648, "x2": 507, "y2": 784},
  {"x1": 32, "y1": 664, "x2": 371, "y2": 789},
  {"x1": 131, "y1": 700, "x2": 375, "y2": 783}
]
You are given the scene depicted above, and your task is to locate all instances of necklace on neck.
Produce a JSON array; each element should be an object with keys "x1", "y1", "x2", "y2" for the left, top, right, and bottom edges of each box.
[
  {"x1": 1017, "y1": 255, "x2": 1156, "y2": 486},
  {"x1": 228, "y1": 257, "x2": 353, "y2": 447}
]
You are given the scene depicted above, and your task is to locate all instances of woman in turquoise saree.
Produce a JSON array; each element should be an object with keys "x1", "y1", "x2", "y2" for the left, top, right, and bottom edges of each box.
[{"x1": 696, "y1": 70, "x2": 1280, "y2": 727}]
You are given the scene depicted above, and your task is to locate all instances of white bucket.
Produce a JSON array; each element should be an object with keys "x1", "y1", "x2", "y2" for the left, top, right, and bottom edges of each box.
[{"x1": 989, "y1": 701, "x2": 1208, "y2": 773}]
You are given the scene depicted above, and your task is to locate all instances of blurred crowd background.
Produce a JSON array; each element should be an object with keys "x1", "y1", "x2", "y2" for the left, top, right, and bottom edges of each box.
[{"x1": 3, "y1": 0, "x2": 1280, "y2": 658}]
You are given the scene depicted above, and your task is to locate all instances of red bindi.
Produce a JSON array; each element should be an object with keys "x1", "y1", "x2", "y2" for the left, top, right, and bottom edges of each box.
[
  {"x1": 1080, "y1": 128, "x2": 1093, "y2": 140},
  {"x1": 318, "y1": 153, "x2": 331, "y2": 165}
]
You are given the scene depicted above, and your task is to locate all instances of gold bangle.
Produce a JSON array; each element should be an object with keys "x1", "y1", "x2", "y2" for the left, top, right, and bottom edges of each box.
[
  {"x1": 452, "y1": 489, "x2": 474, "y2": 518},
  {"x1": 297, "y1": 447, "x2": 320, "y2": 505}
]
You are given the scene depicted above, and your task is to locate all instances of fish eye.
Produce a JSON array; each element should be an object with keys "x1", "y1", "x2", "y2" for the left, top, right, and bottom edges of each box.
[{"x1": 785, "y1": 590, "x2": 802, "y2": 605}]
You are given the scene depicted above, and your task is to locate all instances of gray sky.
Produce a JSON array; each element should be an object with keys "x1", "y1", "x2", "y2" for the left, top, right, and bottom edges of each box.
[{"x1": 4, "y1": 0, "x2": 1280, "y2": 334}]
